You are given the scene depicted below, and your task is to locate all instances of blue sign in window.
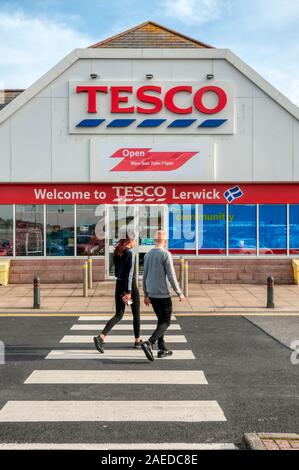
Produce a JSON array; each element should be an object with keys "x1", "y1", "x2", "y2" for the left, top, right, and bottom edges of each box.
[
  {"x1": 289, "y1": 205, "x2": 299, "y2": 254},
  {"x1": 229, "y1": 205, "x2": 256, "y2": 255},
  {"x1": 198, "y1": 205, "x2": 226, "y2": 254},
  {"x1": 259, "y1": 205, "x2": 287, "y2": 254},
  {"x1": 168, "y1": 204, "x2": 196, "y2": 254}
]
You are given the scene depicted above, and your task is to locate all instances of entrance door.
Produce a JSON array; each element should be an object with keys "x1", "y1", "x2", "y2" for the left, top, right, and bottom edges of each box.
[
  {"x1": 106, "y1": 205, "x2": 166, "y2": 278},
  {"x1": 137, "y1": 205, "x2": 165, "y2": 275}
]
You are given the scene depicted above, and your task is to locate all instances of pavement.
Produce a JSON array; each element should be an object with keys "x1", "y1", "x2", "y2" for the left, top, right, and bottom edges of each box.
[
  {"x1": 1, "y1": 281, "x2": 299, "y2": 314},
  {"x1": 244, "y1": 433, "x2": 299, "y2": 450},
  {"x1": 0, "y1": 313, "x2": 298, "y2": 449}
]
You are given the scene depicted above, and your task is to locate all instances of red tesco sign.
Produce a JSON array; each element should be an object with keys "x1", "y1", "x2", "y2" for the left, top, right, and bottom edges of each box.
[{"x1": 76, "y1": 85, "x2": 227, "y2": 115}]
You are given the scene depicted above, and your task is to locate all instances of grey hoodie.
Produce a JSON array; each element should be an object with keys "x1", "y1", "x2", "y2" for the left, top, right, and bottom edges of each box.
[{"x1": 143, "y1": 247, "x2": 182, "y2": 298}]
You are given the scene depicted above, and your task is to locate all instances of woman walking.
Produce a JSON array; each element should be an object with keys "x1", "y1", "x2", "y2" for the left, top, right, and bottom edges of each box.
[{"x1": 93, "y1": 235, "x2": 142, "y2": 353}]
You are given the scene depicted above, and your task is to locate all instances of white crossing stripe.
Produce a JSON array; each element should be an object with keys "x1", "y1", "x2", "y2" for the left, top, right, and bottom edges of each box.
[
  {"x1": 60, "y1": 335, "x2": 187, "y2": 343},
  {"x1": 0, "y1": 401, "x2": 227, "y2": 422},
  {"x1": 46, "y1": 349, "x2": 195, "y2": 360},
  {"x1": 71, "y1": 324, "x2": 181, "y2": 331},
  {"x1": 0, "y1": 443, "x2": 237, "y2": 450},
  {"x1": 78, "y1": 315, "x2": 176, "y2": 321},
  {"x1": 25, "y1": 370, "x2": 207, "y2": 385}
]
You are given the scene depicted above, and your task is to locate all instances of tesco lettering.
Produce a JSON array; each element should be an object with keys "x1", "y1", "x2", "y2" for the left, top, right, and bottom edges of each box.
[
  {"x1": 76, "y1": 85, "x2": 227, "y2": 115},
  {"x1": 113, "y1": 185, "x2": 167, "y2": 198}
]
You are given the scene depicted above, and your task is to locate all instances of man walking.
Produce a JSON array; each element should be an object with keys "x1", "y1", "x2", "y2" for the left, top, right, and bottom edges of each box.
[{"x1": 141, "y1": 229, "x2": 184, "y2": 361}]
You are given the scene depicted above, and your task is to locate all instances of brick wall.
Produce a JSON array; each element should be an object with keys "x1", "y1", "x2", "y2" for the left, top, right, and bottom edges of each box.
[
  {"x1": 8, "y1": 258, "x2": 294, "y2": 284},
  {"x1": 9, "y1": 259, "x2": 105, "y2": 284},
  {"x1": 173, "y1": 258, "x2": 294, "y2": 284}
]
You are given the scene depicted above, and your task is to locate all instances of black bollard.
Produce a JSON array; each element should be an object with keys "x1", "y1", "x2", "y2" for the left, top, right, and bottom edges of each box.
[
  {"x1": 267, "y1": 276, "x2": 275, "y2": 309},
  {"x1": 33, "y1": 275, "x2": 41, "y2": 309}
]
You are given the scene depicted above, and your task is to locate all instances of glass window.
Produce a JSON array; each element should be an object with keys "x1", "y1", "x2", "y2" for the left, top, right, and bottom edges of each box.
[
  {"x1": 259, "y1": 205, "x2": 287, "y2": 255},
  {"x1": 16, "y1": 205, "x2": 44, "y2": 256},
  {"x1": 289, "y1": 205, "x2": 299, "y2": 255},
  {"x1": 46, "y1": 205, "x2": 74, "y2": 256},
  {"x1": 0, "y1": 205, "x2": 13, "y2": 256},
  {"x1": 229, "y1": 205, "x2": 257, "y2": 255},
  {"x1": 168, "y1": 204, "x2": 196, "y2": 254},
  {"x1": 198, "y1": 204, "x2": 226, "y2": 254},
  {"x1": 76, "y1": 205, "x2": 105, "y2": 256}
]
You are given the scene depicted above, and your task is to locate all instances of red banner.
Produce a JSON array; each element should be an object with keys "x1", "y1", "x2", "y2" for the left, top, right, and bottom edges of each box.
[{"x1": 0, "y1": 182, "x2": 299, "y2": 204}]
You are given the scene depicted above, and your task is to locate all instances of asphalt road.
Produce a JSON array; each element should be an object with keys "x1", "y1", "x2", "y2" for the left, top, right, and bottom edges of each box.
[{"x1": 0, "y1": 314, "x2": 298, "y2": 449}]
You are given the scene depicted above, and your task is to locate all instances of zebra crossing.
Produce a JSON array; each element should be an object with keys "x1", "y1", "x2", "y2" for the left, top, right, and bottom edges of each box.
[{"x1": 0, "y1": 313, "x2": 236, "y2": 449}]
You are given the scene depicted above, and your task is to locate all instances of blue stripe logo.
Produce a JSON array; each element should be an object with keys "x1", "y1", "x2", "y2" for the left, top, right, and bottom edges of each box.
[
  {"x1": 76, "y1": 119, "x2": 105, "y2": 127},
  {"x1": 107, "y1": 119, "x2": 136, "y2": 128},
  {"x1": 76, "y1": 118, "x2": 228, "y2": 128},
  {"x1": 137, "y1": 119, "x2": 166, "y2": 128}
]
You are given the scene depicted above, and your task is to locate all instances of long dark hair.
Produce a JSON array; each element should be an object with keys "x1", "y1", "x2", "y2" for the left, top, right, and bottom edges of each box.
[{"x1": 114, "y1": 236, "x2": 133, "y2": 257}]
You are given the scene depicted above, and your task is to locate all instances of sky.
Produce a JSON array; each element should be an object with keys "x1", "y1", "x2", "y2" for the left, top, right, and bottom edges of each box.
[{"x1": 0, "y1": 0, "x2": 298, "y2": 105}]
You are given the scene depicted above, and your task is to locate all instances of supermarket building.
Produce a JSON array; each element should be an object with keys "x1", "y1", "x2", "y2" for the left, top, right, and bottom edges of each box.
[{"x1": 0, "y1": 21, "x2": 299, "y2": 284}]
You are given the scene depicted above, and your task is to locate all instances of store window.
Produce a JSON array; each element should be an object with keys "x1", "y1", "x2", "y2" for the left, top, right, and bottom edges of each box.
[
  {"x1": 289, "y1": 205, "x2": 299, "y2": 255},
  {"x1": 46, "y1": 205, "x2": 74, "y2": 256},
  {"x1": 229, "y1": 205, "x2": 257, "y2": 255},
  {"x1": 168, "y1": 204, "x2": 196, "y2": 254},
  {"x1": 259, "y1": 205, "x2": 287, "y2": 255},
  {"x1": 76, "y1": 205, "x2": 105, "y2": 256},
  {"x1": 0, "y1": 205, "x2": 13, "y2": 256},
  {"x1": 198, "y1": 204, "x2": 226, "y2": 254},
  {"x1": 16, "y1": 205, "x2": 44, "y2": 256}
]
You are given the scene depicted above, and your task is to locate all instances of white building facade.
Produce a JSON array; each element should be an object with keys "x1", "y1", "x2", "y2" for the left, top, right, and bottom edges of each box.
[{"x1": 0, "y1": 22, "x2": 298, "y2": 283}]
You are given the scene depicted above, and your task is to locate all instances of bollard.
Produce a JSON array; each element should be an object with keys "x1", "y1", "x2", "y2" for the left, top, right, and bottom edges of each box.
[
  {"x1": 183, "y1": 261, "x2": 189, "y2": 297},
  {"x1": 33, "y1": 275, "x2": 41, "y2": 309},
  {"x1": 83, "y1": 262, "x2": 88, "y2": 297},
  {"x1": 88, "y1": 256, "x2": 93, "y2": 289},
  {"x1": 267, "y1": 276, "x2": 275, "y2": 308},
  {"x1": 179, "y1": 256, "x2": 185, "y2": 285}
]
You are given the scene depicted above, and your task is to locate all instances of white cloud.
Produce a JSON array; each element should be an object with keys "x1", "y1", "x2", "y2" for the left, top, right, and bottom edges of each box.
[
  {"x1": 161, "y1": 0, "x2": 225, "y2": 25},
  {"x1": 0, "y1": 11, "x2": 95, "y2": 88}
]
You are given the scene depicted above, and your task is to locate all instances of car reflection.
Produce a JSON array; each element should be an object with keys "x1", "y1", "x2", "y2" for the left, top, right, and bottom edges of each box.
[{"x1": 229, "y1": 238, "x2": 273, "y2": 255}]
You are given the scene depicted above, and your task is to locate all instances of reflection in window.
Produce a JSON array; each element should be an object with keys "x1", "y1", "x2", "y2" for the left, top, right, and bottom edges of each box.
[
  {"x1": 229, "y1": 205, "x2": 256, "y2": 255},
  {"x1": 289, "y1": 205, "x2": 299, "y2": 255},
  {"x1": 46, "y1": 205, "x2": 74, "y2": 256},
  {"x1": 139, "y1": 206, "x2": 163, "y2": 246},
  {"x1": 168, "y1": 205, "x2": 196, "y2": 254},
  {"x1": 76, "y1": 205, "x2": 105, "y2": 256},
  {"x1": 16, "y1": 205, "x2": 44, "y2": 256},
  {"x1": 259, "y1": 205, "x2": 287, "y2": 255},
  {"x1": 198, "y1": 205, "x2": 226, "y2": 254},
  {"x1": 0, "y1": 205, "x2": 13, "y2": 257}
]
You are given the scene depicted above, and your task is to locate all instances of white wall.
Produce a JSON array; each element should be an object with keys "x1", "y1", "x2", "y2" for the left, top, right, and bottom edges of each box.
[{"x1": 0, "y1": 55, "x2": 298, "y2": 183}]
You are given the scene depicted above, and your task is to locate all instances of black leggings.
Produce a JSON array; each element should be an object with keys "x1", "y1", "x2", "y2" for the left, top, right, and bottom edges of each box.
[{"x1": 101, "y1": 278, "x2": 140, "y2": 338}]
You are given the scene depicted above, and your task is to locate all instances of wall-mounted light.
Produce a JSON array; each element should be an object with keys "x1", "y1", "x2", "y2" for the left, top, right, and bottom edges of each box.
[
  {"x1": 206, "y1": 74, "x2": 214, "y2": 80},
  {"x1": 146, "y1": 74, "x2": 154, "y2": 79},
  {"x1": 90, "y1": 73, "x2": 98, "y2": 79}
]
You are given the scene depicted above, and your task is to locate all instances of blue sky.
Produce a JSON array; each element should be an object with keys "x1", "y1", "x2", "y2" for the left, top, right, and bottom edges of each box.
[{"x1": 0, "y1": 0, "x2": 298, "y2": 104}]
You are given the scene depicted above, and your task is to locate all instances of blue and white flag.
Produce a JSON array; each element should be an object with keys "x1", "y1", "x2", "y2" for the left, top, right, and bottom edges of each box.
[{"x1": 224, "y1": 186, "x2": 243, "y2": 203}]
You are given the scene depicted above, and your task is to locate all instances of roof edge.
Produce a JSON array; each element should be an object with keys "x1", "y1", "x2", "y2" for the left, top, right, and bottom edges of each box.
[{"x1": 89, "y1": 20, "x2": 213, "y2": 49}]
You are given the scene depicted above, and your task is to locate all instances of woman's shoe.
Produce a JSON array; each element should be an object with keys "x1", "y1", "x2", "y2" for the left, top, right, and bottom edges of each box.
[
  {"x1": 133, "y1": 339, "x2": 143, "y2": 349},
  {"x1": 93, "y1": 336, "x2": 104, "y2": 353}
]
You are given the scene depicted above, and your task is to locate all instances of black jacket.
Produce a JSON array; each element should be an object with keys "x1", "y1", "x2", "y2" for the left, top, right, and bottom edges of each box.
[{"x1": 113, "y1": 248, "x2": 135, "y2": 293}]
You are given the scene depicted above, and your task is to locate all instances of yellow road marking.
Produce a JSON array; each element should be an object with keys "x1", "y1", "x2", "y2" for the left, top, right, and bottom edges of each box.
[{"x1": 0, "y1": 312, "x2": 298, "y2": 317}]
